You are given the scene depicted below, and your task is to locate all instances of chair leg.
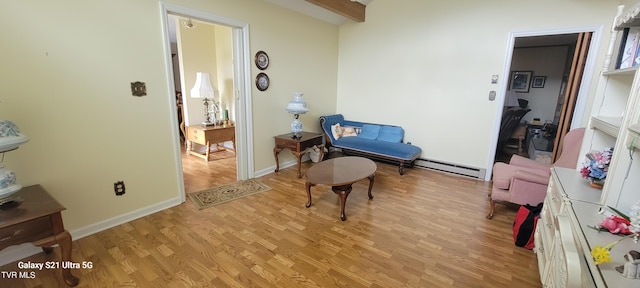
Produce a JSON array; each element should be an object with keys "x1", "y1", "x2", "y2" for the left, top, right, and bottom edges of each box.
[{"x1": 486, "y1": 198, "x2": 496, "y2": 219}]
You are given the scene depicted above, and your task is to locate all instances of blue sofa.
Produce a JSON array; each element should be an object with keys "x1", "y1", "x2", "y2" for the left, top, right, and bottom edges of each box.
[{"x1": 319, "y1": 114, "x2": 422, "y2": 175}]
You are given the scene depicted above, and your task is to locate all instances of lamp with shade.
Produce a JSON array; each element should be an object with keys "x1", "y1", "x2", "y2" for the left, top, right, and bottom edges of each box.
[
  {"x1": 0, "y1": 120, "x2": 29, "y2": 208},
  {"x1": 504, "y1": 90, "x2": 520, "y2": 108},
  {"x1": 286, "y1": 92, "x2": 309, "y2": 139},
  {"x1": 190, "y1": 72, "x2": 218, "y2": 126}
]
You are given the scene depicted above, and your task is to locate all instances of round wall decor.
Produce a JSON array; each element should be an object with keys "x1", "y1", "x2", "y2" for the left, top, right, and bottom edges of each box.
[
  {"x1": 256, "y1": 73, "x2": 270, "y2": 91},
  {"x1": 255, "y1": 51, "x2": 269, "y2": 70}
]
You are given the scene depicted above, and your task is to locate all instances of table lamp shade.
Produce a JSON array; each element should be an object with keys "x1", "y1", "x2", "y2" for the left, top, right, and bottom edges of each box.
[
  {"x1": 0, "y1": 120, "x2": 29, "y2": 201},
  {"x1": 191, "y1": 72, "x2": 217, "y2": 125},
  {"x1": 190, "y1": 72, "x2": 214, "y2": 99},
  {"x1": 505, "y1": 90, "x2": 520, "y2": 107},
  {"x1": 0, "y1": 120, "x2": 29, "y2": 152},
  {"x1": 286, "y1": 92, "x2": 309, "y2": 114}
]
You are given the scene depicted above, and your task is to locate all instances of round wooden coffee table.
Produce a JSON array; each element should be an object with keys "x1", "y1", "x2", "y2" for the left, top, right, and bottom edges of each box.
[{"x1": 305, "y1": 156, "x2": 376, "y2": 221}]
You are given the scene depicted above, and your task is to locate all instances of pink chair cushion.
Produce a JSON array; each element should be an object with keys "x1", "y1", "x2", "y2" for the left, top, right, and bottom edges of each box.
[{"x1": 492, "y1": 162, "x2": 551, "y2": 190}]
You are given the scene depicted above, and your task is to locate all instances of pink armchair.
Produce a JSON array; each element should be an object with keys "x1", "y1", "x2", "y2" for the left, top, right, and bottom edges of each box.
[{"x1": 486, "y1": 128, "x2": 585, "y2": 219}]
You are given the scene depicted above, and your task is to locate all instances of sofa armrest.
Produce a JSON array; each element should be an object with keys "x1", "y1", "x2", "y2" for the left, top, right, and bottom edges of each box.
[
  {"x1": 509, "y1": 154, "x2": 552, "y2": 171},
  {"x1": 513, "y1": 169, "x2": 550, "y2": 186},
  {"x1": 319, "y1": 114, "x2": 345, "y2": 145}
]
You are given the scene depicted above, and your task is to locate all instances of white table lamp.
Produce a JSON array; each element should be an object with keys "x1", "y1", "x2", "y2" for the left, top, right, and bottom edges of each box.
[
  {"x1": 286, "y1": 92, "x2": 309, "y2": 139},
  {"x1": 191, "y1": 72, "x2": 216, "y2": 126}
]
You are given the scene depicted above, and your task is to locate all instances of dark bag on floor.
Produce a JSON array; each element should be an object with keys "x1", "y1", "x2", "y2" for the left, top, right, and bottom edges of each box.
[{"x1": 513, "y1": 203, "x2": 543, "y2": 249}]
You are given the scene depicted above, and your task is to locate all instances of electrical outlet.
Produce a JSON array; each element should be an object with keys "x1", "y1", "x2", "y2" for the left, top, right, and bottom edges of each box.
[
  {"x1": 114, "y1": 181, "x2": 125, "y2": 196},
  {"x1": 130, "y1": 81, "x2": 146, "y2": 97}
]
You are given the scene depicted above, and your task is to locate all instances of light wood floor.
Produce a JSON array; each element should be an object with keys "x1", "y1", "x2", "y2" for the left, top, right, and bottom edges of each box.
[{"x1": 1, "y1": 148, "x2": 542, "y2": 288}]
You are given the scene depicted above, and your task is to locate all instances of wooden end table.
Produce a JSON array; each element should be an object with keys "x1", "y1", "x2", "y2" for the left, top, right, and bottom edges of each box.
[
  {"x1": 273, "y1": 132, "x2": 324, "y2": 178},
  {"x1": 186, "y1": 124, "x2": 236, "y2": 162},
  {"x1": 0, "y1": 185, "x2": 79, "y2": 286},
  {"x1": 305, "y1": 157, "x2": 376, "y2": 221}
]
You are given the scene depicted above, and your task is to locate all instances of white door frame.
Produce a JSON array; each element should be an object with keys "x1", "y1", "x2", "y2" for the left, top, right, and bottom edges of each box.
[
  {"x1": 485, "y1": 25, "x2": 604, "y2": 181},
  {"x1": 159, "y1": 2, "x2": 254, "y2": 201}
]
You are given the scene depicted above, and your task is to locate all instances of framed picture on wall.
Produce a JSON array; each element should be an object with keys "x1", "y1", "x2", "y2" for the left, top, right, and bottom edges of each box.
[
  {"x1": 532, "y1": 76, "x2": 546, "y2": 88},
  {"x1": 509, "y1": 71, "x2": 532, "y2": 93}
]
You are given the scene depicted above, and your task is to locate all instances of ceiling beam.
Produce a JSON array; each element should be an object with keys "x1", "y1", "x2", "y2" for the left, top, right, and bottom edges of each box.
[{"x1": 305, "y1": 0, "x2": 365, "y2": 22}]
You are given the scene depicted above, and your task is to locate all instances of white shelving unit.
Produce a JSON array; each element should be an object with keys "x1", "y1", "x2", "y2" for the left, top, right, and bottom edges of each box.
[
  {"x1": 580, "y1": 3, "x2": 640, "y2": 210},
  {"x1": 536, "y1": 4, "x2": 640, "y2": 287}
]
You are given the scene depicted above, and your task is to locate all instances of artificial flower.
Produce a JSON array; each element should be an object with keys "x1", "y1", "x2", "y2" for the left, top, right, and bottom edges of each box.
[
  {"x1": 591, "y1": 245, "x2": 613, "y2": 265},
  {"x1": 591, "y1": 234, "x2": 637, "y2": 265},
  {"x1": 580, "y1": 147, "x2": 613, "y2": 182},
  {"x1": 590, "y1": 203, "x2": 640, "y2": 265},
  {"x1": 596, "y1": 215, "x2": 632, "y2": 235}
]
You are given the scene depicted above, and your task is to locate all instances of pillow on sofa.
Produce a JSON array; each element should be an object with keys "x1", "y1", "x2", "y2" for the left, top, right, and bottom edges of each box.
[
  {"x1": 358, "y1": 124, "x2": 381, "y2": 140},
  {"x1": 331, "y1": 123, "x2": 343, "y2": 140},
  {"x1": 331, "y1": 123, "x2": 342, "y2": 140},
  {"x1": 342, "y1": 126, "x2": 358, "y2": 137},
  {"x1": 377, "y1": 126, "x2": 404, "y2": 143}
]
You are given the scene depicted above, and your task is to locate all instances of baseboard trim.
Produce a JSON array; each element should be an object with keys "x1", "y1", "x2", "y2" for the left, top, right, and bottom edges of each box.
[
  {"x1": 0, "y1": 196, "x2": 182, "y2": 266},
  {"x1": 415, "y1": 158, "x2": 486, "y2": 179},
  {"x1": 255, "y1": 155, "x2": 310, "y2": 178}
]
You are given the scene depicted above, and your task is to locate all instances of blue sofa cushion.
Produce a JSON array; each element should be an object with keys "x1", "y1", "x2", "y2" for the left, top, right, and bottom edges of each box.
[
  {"x1": 377, "y1": 126, "x2": 404, "y2": 143},
  {"x1": 333, "y1": 136, "x2": 421, "y2": 161},
  {"x1": 358, "y1": 124, "x2": 380, "y2": 140}
]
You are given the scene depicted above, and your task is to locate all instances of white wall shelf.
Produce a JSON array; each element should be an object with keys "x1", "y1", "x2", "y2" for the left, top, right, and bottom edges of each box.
[
  {"x1": 602, "y1": 66, "x2": 636, "y2": 75},
  {"x1": 590, "y1": 116, "x2": 622, "y2": 137}
]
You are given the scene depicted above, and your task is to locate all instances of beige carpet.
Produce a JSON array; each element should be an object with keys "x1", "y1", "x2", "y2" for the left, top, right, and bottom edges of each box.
[{"x1": 187, "y1": 179, "x2": 271, "y2": 210}]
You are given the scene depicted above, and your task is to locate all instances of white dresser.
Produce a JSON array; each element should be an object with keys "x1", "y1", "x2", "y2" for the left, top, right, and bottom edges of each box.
[{"x1": 535, "y1": 167, "x2": 640, "y2": 287}]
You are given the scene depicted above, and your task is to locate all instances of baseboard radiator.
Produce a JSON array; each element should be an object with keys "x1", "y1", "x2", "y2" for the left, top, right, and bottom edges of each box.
[{"x1": 414, "y1": 158, "x2": 486, "y2": 179}]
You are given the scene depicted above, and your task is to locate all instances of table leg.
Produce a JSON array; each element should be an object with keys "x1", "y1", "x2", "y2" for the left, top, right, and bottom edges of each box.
[
  {"x1": 367, "y1": 173, "x2": 375, "y2": 199},
  {"x1": 232, "y1": 138, "x2": 236, "y2": 154},
  {"x1": 273, "y1": 147, "x2": 283, "y2": 172},
  {"x1": 332, "y1": 184, "x2": 353, "y2": 221},
  {"x1": 292, "y1": 150, "x2": 303, "y2": 178},
  {"x1": 204, "y1": 141, "x2": 211, "y2": 162},
  {"x1": 33, "y1": 231, "x2": 79, "y2": 287},
  {"x1": 305, "y1": 181, "x2": 315, "y2": 208},
  {"x1": 58, "y1": 231, "x2": 79, "y2": 287}
]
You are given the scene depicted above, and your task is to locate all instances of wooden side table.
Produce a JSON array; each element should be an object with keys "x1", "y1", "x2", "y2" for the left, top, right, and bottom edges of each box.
[
  {"x1": 186, "y1": 124, "x2": 236, "y2": 162},
  {"x1": 274, "y1": 132, "x2": 324, "y2": 178},
  {"x1": 0, "y1": 185, "x2": 79, "y2": 286}
]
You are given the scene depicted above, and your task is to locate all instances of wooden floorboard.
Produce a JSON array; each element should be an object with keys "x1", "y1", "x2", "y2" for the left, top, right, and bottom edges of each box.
[{"x1": 0, "y1": 147, "x2": 541, "y2": 287}]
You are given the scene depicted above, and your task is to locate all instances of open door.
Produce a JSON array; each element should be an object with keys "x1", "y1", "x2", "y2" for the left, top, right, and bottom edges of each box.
[{"x1": 551, "y1": 32, "x2": 592, "y2": 162}]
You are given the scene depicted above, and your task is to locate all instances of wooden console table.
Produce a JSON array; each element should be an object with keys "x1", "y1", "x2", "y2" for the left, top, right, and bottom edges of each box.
[
  {"x1": 186, "y1": 124, "x2": 236, "y2": 162},
  {"x1": 0, "y1": 185, "x2": 78, "y2": 286},
  {"x1": 273, "y1": 132, "x2": 324, "y2": 178}
]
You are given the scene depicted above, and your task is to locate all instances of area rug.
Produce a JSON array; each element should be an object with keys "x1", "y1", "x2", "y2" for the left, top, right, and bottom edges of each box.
[{"x1": 188, "y1": 179, "x2": 271, "y2": 210}]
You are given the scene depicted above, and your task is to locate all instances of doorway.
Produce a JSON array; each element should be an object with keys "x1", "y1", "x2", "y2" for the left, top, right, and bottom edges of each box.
[
  {"x1": 486, "y1": 27, "x2": 602, "y2": 180},
  {"x1": 160, "y1": 3, "x2": 254, "y2": 202}
]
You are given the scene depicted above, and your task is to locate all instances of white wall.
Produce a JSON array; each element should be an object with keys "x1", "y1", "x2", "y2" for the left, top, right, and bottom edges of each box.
[
  {"x1": 510, "y1": 46, "x2": 570, "y2": 125},
  {"x1": 336, "y1": 0, "x2": 618, "y2": 171},
  {"x1": 214, "y1": 25, "x2": 235, "y2": 121},
  {"x1": 179, "y1": 20, "x2": 220, "y2": 126},
  {"x1": 0, "y1": 0, "x2": 339, "y2": 236}
]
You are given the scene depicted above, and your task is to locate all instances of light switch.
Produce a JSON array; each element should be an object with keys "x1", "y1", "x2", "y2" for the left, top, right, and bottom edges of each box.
[{"x1": 489, "y1": 90, "x2": 496, "y2": 101}]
